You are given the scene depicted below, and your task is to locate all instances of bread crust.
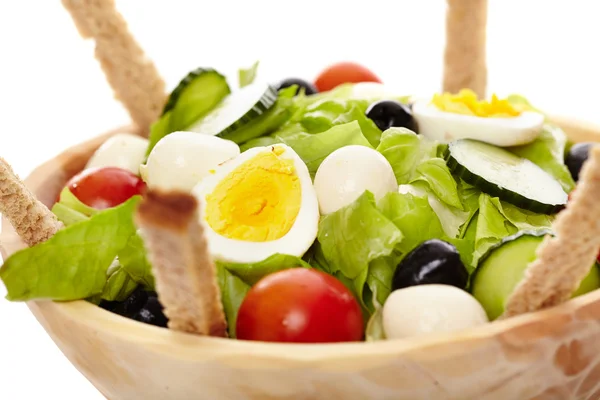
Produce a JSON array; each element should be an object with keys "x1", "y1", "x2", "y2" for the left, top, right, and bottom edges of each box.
[
  {"x1": 503, "y1": 145, "x2": 600, "y2": 318},
  {"x1": 135, "y1": 190, "x2": 228, "y2": 337},
  {"x1": 0, "y1": 158, "x2": 63, "y2": 247},
  {"x1": 443, "y1": 0, "x2": 488, "y2": 98},
  {"x1": 61, "y1": 0, "x2": 166, "y2": 133}
]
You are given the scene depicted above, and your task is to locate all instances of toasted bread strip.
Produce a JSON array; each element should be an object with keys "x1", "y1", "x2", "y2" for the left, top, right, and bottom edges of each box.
[
  {"x1": 502, "y1": 145, "x2": 600, "y2": 318},
  {"x1": 135, "y1": 190, "x2": 227, "y2": 337},
  {"x1": 61, "y1": 0, "x2": 166, "y2": 133},
  {"x1": 443, "y1": 0, "x2": 488, "y2": 98},
  {"x1": 0, "y1": 158, "x2": 63, "y2": 246}
]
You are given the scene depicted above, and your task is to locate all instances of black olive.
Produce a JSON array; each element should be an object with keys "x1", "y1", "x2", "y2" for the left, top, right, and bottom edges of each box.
[
  {"x1": 275, "y1": 78, "x2": 318, "y2": 95},
  {"x1": 366, "y1": 100, "x2": 418, "y2": 133},
  {"x1": 109, "y1": 286, "x2": 148, "y2": 318},
  {"x1": 392, "y1": 239, "x2": 468, "y2": 291},
  {"x1": 132, "y1": 296, "x2": 168, "y2": 328},
  {"x1": 566, "y1": 142, "x2": 593, "y2": 182}
]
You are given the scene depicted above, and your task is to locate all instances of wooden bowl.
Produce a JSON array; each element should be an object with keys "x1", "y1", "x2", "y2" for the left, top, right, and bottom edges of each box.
[{"x1": 3, "y1": 119, "x2": 600, "y2": 400}]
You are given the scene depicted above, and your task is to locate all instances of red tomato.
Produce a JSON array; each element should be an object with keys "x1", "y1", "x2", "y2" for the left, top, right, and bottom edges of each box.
[
  {"x1": 314, "y1": 62, "x2": 382, "y2": 92},
  {"x1": 66, "y1": 167, "x2": 146, "y2": 209},
  {"x1": 236, "y1": 268, "x2": 364, "y2": 343}
]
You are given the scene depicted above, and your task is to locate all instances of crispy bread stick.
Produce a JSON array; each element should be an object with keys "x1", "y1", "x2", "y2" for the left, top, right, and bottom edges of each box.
[
  {"x1": 0, "y1": 158, "x2": 63, "y2": 246},
  {"x1": 502, "y1": 145, "x2": 600, "y2": 318},
  {"x1": 135, "y1": 190, "x2": 227, "y2": 337},
  {"x1": 61, "y1": 0, "x2": 166, "y2": 133},
  {"x1": 443, "y1": 0, "x2": 488, "y2": 98}
]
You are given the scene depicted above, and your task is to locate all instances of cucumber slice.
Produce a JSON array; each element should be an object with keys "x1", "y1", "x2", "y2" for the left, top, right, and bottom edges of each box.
[
  {"x1": 188, "y1": 83, "x2": 278, "y2": 139},
  {"x1": 146, "y1": 68, "x2": 231, "y2": 156},
  {"x1": 446, "y1": 139, "x2": 568, "y2": 214},
  {"x1": 471, "y1": 230, "x2": 600, "y2": 320},
  {"x1": 161, "y1": 68, "x2": 229, "y2": 115}
]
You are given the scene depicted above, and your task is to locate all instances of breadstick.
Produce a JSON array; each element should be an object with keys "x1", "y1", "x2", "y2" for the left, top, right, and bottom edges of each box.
[
  {"x1": 443, "y1": 0, "x2": 488, "y2": 98},
  {"x1": 502, "y1": 145, "x2": 600, "y2": 318},
  {"x1": 0, "y1": 158, "x2": 63, "y2": 247},
  {"x1": 61, "y1": 0, "x2": 167, "y2": 133},
  {"x1": 135, "y1": 190, "x2": 227, "y2": 337}
]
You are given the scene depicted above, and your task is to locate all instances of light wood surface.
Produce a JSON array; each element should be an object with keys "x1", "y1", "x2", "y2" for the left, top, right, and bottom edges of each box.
[{"x1": 2, "y1": 119, "x2": 600, "y2": 400}]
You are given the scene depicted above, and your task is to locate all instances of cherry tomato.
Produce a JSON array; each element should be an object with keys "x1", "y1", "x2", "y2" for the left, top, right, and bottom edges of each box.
[
  {"x1": 66, "y1": 167, "x2": 146, "y2": 209},
  {"x1": 314, "y1": 62, "x2": 382, "y2": 92},
  {"x1": 236, "y1": 268, "x2": 364, "y2": 343}
]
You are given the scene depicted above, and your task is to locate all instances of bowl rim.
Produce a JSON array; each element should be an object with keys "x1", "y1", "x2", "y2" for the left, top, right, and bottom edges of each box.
[{"x1": 3, "y1": 116, "x2": 600, "y2": 367}]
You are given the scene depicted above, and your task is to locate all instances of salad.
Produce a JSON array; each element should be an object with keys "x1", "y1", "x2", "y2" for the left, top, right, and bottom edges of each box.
[{"x1": 1, "y1": 61, "x2": 599, "y2": 343}]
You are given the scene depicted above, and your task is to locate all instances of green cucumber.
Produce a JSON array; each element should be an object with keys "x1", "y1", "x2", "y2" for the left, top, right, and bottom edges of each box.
[
  {"x1": 446, "y1": 139, "x2": 568, "y2": 214},
  {"x1": 146, "y1": 68, "x2": 231, "y2": 156},
  {"x1": 161, "y1": 68, "x2": 229, "y2": 115},
  {"x1": 471, "y1": 230, "x2": 600, "y2": 320},
  {"x1": 188, "y1": 83, "x2": 278, "y2": 141}
]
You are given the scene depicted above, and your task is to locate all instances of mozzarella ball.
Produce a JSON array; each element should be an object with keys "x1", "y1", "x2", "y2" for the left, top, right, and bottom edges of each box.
[
  {"x1": 140, "y1": 131, "x2": 240, "y2": 192},
  {"x1": 412, "y1": 100, "x2": 544, "y2": 147},
  {"x1": 382, "y1": 284, "x2": 489, "y2": 340},
  {"x1": 314, "y1": 145, "x2": 397, "y2": 215},
  {"x1": 86, "y1": 133, "x2": 149, "y2": 175}
]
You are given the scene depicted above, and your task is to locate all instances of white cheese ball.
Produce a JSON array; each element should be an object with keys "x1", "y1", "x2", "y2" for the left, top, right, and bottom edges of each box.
[
  {"x1": 140, "y1": 131, "x2": 240, "y2": 192},
  {"x1": 313, "y1": 145, "x2": 397, "y2": 215},
  {"x1": 382, "y1": 284, "x2": 489, "y2": 340},
  {"x1": 86, "y1": 133, "x2": 149, "y2": 175}
]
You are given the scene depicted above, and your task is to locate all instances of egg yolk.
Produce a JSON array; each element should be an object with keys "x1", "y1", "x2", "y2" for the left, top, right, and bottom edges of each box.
[
  {"x1": 432, "y1": 89, "x2": 522, "y2": 118},
  {"x1": 205, "y1": 147, "x2": 301, "y2": 242}
]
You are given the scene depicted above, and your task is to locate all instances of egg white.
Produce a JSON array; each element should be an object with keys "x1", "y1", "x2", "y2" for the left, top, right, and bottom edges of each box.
[
  {"x1": 192, "y1": 144, "x2": 319, "y2": 264},
  {"x1": 412, "y1": 100, "x2": 544, "y2": 147}
]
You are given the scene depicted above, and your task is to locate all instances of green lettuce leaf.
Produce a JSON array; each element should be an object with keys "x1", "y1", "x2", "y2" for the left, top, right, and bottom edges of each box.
[
  {"x1": 118, "y1": 233, "x2": 155, "y2": 289},
  {"x1": 299, "y1": 99, "x2": 382, "y2": 147},
  {"x1": 365, "y1": 307, "x2": 386, "y2": 341},
  {"x1": 317, "y1": 191, "x2": 403, "y2": 311},
  {"x1": 0, "y1": 197, "x2": 141, "y2": 301},
  {"x1": 365, "y1": 255, "x2": 400, "y2": 310},
  {"x1": 318, "y1": 191, "x2": 403, "y2": 280},
  {"x1": 398, "y1": 183, "x2": 470, "y2": 239},
  {"x1": 277, "y1": 121, "x2": 372, "y2": 177},
  {"x1": 508, "y1": 124, "x2": 575, "y2": 193},
  {"x1": 51, "y1": 187, "x2": 99, "y2": 226},
  {"x1": 216, "y1": 253, "x2": 310, "y2": 337},
  {"x1": 378, "y1": 192, "x2": 445, "y2": 254},
  {"x1": 377, "y1": 127, "x2": 439, "y2": 184},
  {"x1": 217, "y1": 267, "x2": 248, "y2": 338},
  {"x1": 238, "y1": 61, "x2": 259, "y2": 88},
  {"x1": 414, "y1": 158, "x2": 463, "y2": 210},
  {"x1": 472, "y1": 193, "x2": 554, "y2": 265},
  {"x1": 218, "y1": 253, "x2": 311, "y2": 286},
  {"x1": 102, "y1": 260, "x2": 138, "y2": 302}
]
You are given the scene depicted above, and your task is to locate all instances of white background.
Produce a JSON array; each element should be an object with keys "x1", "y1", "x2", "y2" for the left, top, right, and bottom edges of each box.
[{"x1": 0, "y1": 1, "x2": 598, "y2": 398}]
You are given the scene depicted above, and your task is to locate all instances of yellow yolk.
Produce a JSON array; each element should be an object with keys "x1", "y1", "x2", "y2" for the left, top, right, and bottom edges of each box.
[
  {"x1": 205, "y1": 147, "x2": 301, "y2": 242},
  {"x1": 432, "y1": 89, "x2": 522, "y2": 118}
]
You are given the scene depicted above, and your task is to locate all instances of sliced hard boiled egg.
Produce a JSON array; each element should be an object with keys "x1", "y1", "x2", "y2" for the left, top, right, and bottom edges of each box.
[
  {"x1": 141, "y1": 131, "x2": 240, "y2": 192},
  {"x1": 412, "y1": 90, "x2": 544, "y2": 147},
  {"x1": 192, "y1": 144, "x2": 319, "y2": 264},
  {"x1": 314, "y1": 145, "x2": 397, "y2": 215},
  {"x1": 382, "y1": 284, "x2": 489, "y2": 340},
  {"x1": 86, "y1": 133, "x2": 149, "y2": 175}
]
